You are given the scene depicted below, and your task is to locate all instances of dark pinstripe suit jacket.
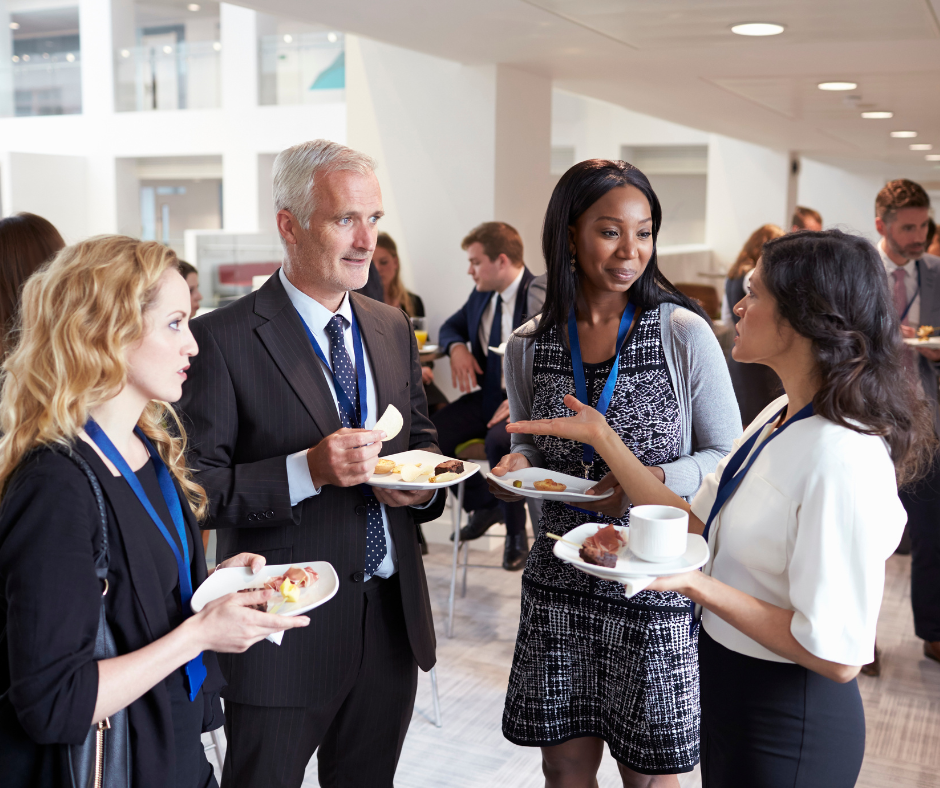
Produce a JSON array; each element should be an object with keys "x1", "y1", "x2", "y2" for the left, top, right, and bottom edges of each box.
[{"x1": 178, "y1": 272, "x2": 444, "y2": 708}]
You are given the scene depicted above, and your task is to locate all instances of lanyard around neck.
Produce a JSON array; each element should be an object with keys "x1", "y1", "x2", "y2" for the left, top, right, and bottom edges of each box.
[
  {"x1": 690, "y1": 400, "x2": 815, "y2": 632},
  {"x1": 568, "y1": 302, "x2": 636, "y2": 477},
  {"x1": 84, "y1": 418, "x2": 207, "y2": 700},
  {"x1": 297, "y1": 305, "x2": 369, "y2": 429},
  {"x1": 899, "y1": 259, "x2": 922, "y2": 322}
]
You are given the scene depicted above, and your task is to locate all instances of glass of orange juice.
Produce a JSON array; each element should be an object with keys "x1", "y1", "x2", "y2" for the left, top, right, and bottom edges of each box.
[{"x1": 411, "y1": 317, "x2": 428, "y2": 349}]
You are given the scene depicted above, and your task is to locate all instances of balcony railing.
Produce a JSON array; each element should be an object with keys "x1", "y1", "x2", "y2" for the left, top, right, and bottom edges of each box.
[
  {"x1": 0, "y1": 54, "x2": 82, "y2": 117},
  {"x1": 259, "y1": 32, "x2": 344, "y2": 106},
  {"x1": 115, "y1": 40, "x2": 220, "y2": 112}
]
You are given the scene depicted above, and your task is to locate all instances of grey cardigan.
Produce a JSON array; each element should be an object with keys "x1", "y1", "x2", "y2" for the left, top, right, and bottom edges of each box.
[{"x1": 504, "y1": 302, "x2": 742, "y2": 498}]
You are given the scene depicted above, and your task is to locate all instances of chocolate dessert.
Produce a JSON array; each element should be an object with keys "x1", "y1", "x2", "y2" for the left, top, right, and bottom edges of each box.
[{"x1": 434, "y1": 459, "x2": 464, "y2": 475}]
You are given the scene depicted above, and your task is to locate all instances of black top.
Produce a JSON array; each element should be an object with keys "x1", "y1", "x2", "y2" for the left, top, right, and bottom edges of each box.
[{"x1": 0, "y1": 442, "x2": 223, "y2": 788}]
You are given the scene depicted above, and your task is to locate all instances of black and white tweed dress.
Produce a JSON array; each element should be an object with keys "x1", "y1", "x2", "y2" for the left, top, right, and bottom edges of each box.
[{"x1": 501, "y1": 307, "x2": 700, "y2": 775}]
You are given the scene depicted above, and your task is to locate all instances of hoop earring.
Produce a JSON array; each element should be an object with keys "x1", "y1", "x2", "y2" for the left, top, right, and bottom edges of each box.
[{"x1": 570, "y1": 253, "x2": 577, "y2": 273}]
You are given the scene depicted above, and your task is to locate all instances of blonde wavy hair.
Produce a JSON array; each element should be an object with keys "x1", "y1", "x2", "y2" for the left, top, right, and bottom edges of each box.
[{"x1": 0, "y1": 235, "x2": 208, "y2": 519}]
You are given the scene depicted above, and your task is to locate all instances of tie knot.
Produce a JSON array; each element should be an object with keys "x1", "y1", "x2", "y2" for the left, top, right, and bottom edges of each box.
[{"x1": 327, "y1": 314, "x2": 346, "y2": 340}]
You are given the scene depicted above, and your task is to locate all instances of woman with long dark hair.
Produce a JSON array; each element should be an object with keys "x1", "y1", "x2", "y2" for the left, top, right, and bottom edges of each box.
[
  {"x1": 510, "y1": 229, "x2": 935, "y2": 787},
  {"x1": 492, "y1": 160, "x2": 740, "y2": 786}
]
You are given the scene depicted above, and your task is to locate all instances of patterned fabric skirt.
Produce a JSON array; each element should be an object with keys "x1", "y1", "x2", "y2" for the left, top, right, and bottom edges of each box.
[{"x1": 502, "y1": 576, "x2": 700, "y2": 775}]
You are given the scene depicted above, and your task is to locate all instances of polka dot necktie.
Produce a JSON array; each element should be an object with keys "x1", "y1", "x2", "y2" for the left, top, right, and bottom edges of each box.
[{"x1": 325, "y1": 314, "x2": 387, "y2": 575}]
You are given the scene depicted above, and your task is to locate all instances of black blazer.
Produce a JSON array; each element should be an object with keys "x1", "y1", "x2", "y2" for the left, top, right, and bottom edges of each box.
[
  {"x1": 177, "y1": 272, "x2": 445, "y2": 709},
  {"x1": 0, "y1": 442, "x2": 223, "y2": 788},
  {"x1": 438, "y1": 267, "x2": 536, "y2": 388}
]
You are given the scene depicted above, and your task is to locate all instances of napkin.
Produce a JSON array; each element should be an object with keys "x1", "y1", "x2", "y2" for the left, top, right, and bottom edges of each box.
[{"x1": 622, "y1": 575, "x2": 655, "y2": 598}]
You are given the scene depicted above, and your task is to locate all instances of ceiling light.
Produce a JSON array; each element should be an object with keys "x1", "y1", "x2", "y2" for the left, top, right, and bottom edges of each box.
[
  {"x1": 65, "y1": 52, "x2": 75, "y2": 62},
  {"x1": 283, "y1": 34, "x2": 292, "y2": 43},
  {"x1": 862, "y1": 111, "x2": 893, "y2": 119},
  {"x1": 731, "y1": 22, "x2": 785, "y2": 36},
  {"x1": 818, "y1": 81, "x2": 857, "y2": 91},
  {"x1": 9, "y1": 22, "x2": 19, "y2": 30},
  {"x1": 910, "y1": 144, "x2": 933, "y2": 151},
  {"x1": 163, "y1": 45, "x2": 173, "y2": 54},
  {"x1": 22, "y1": 54, "x2": 29, "y2": 61},
  {"x1": 327, "y1": 32, "x2": 338, "y2": 43},
  {"x1": 121, "y1": 49, "x2": 130, "y2": 57},
  {"x1": 927, "y1": 154, "x2": 940, "y2": 161},
  {"x1": 212, "y1": 41, "x2": 221, "y2": 51},
  {"x1": 11, "y1": 55, "x2": 18, "y2": 62},
  {"x1": 187, "y1": 3, "x2": 201, "y2": 10},
  {"x1": 891, "y1": 131, "x2": 917, "y2": 138}
]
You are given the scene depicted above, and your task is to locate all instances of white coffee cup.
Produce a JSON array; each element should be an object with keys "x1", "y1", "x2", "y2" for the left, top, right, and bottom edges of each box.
[{"x1": 629, "y1": 505, "x2": 688, "y2": 563}]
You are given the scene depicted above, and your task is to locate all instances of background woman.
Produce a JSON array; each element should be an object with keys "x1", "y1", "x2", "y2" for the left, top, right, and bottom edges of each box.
[
  {"x1": 722, "y1": 224, "x2": 786, "y2": 424},
  {"x1": 492, "y1": 160, "x2": 740, "y2": 786},
  {"x1": 0, "y1": 236, "x2": 307, "y2": 787},
  {"x1": 178, "y1": 259, "x2": 204, "y2": 318},
  {"x1": 0, "y1": 212, "x2": 65, "y2": 354},
  {"x1": 511, "y1": 229, "x2": 935, "y2": 787}
]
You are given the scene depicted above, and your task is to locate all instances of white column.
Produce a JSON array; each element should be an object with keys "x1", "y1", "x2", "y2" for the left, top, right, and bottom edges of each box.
[
  {"x1": 220, "y1": 3, "x2": 259, "y2": 232},
  {"x1": 78, "y1": 0, "x2": 115, "y2": 117}
]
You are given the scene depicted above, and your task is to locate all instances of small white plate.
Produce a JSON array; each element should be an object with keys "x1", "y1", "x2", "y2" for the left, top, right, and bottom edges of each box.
[
  {"x1": 368, "y1": 449, "x2": 480, "y2": 490},
  {"x1": 904, "y1": 337, "x2": 940, "y2": 349},
  {"x1": 486, "y1": 467, "x2": 614, "y2": 502},
  {"x1": 419, "y1": 344, "x2": 439, "y2": 354},
  {"x1": 551, "y1": 522, "x2": 709, "y2": 580},
  {"x1": 487, "y1": 343, "x2": 507, "y2": 356}
]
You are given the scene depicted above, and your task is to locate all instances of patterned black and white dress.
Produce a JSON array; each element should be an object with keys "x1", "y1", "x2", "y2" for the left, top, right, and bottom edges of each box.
[{"x1": 502, "y1": 307, "x2": 699, "y2": 775}]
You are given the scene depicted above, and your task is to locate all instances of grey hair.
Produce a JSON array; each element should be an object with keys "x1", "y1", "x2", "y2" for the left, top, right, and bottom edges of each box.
[{"x1": 272, "y1": 139, "x2": 377, "y2": 229}]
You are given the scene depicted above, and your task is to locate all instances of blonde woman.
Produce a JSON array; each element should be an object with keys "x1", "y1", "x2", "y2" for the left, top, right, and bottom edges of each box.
[{"x1": 0, "y1": 236, "x2": 307, "y2": 788}]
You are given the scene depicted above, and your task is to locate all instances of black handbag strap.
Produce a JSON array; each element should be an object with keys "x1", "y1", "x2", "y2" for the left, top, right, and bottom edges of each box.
[{"x1": 52, "y1": 445, "x2": 110, "y2": 581}]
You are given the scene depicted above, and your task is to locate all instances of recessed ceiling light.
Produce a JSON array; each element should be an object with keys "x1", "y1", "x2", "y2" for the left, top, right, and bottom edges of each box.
[
  {"x1": 818, "y1": 82, "x2": 857, "y2": 91},
  {"x1": 891, "y1": 131, "x2": 917, "y2": 138},
  {"x1": 121, "y1": 49, "x2": 130, "y2": 57},
  {"x1": 9, "y1": 22, "x2": 19, "y2": 30},
  {"x1": 862, "y1": 111, "x2": 894, "y2": 119},
  {"x1": 910, "y1": 144, "x2": 933, "y2": 151},
  {"x1": 327, "y1": 32, "x2": 338, "y2": 43},
  {"x1": 163, "y1": 45, "x2": 173, "y2": 54},
  {"x1": 926, "y1": 154, "x2": 940, "y2": 161},
  {"x1": 65, "y1": 52, "x2": 75, "y2": 62},
  {"x1": 212, "y1": 41, "x2": 221, "y2": 51},
  {"x1": 731, "y1": 22, "x2": 785, "y2": 36},
  {"x1": 283, "y1": 34, "x2": 292, "y2": 43},
  {"x1": 187, "y1": 3, "x2": 201, "y2": 10}
]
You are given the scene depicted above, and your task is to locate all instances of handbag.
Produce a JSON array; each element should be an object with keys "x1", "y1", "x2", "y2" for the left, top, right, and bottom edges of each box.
[{"x1": 56, "y1": 447, "x2": 132, "y2": 788}]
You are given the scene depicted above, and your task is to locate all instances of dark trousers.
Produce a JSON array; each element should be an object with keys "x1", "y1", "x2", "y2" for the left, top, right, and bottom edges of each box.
[
  {"x1": 431, "y1": 389, "x2": 526, "y2": 537},
  {"x1": 220, "y1": 575, "x2": 419, "y2": 788},
  {"x1": 900, "y1": 451, "x2": 940, "y2": 641}
]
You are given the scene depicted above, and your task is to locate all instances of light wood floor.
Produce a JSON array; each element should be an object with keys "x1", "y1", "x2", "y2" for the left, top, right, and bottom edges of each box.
[{"x1": 206, "y1": 541, "x2": 940, "y2": 787}]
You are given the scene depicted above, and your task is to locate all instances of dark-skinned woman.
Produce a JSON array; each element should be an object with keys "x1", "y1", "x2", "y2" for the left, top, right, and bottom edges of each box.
[
  {"x1": 490, "y1": 160, "x2": 740, "y2": 787},
  {"x1": 510, "y1": 229, "x2": 935, "y2": 787}
]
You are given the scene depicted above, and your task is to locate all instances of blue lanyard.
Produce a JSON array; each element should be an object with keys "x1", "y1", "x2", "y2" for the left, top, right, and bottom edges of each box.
[
  {"x1": 899, "y1": 259, "x2": 921, "y2": 322},
  {"x1": 297, "y1": 306, "x2": 369, "y2": 429},
  {"x1": 690, "y1": 400, "x2": 815, "y2": 633},
  {"x1": 84, "y1": 419, "x2": 207, "y2": 701},
  {"x1": 568, "y1": 303, "x2": 636, "y2": 477}
]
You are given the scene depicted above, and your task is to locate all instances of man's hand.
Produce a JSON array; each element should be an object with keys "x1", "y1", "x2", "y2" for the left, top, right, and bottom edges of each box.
[
  {"x1": 421, "y1": 366, "x2": 435, "y2": 386},
  {"x1": 450, "y1": 344, "x2": 483, "y2": 393},
  {"x1": 373, "y1": 487, "x2": 435, "y2": 508},
  {"x1": 901, "y1": 325, "x2": 917, "y2": 339},
  {"x1": 916, "y1": 346, "x2": 940, "y2": 362},
  {"x1": 306, "y1": 428, "x2": 385, "y2": 489},
  {"x1": 487, "y1": 399, "x2": 510, "y2": 428}
]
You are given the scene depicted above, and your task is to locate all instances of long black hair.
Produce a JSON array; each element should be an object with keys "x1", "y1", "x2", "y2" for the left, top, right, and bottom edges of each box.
[
  {"x1": 761, "y1": 229, "x2": 936, "y2": 486},
  {"x1": 530, "y1": 159, "x2": 706, "y2": 341}
]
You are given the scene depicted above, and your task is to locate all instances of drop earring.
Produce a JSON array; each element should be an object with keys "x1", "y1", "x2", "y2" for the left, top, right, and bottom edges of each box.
[{"x1": 570, "y1": 253, "x2": 577, "y2": 273}]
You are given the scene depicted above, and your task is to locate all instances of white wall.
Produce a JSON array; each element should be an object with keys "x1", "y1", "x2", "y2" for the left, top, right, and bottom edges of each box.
[
  {"x1": 3, "y1": 152, "x2": 88, "y2": 242},
  {"x1": 705, "y1": 133, "x2": 789, "y2": 271},
  {"x1": 797, "y1": 157, "x2": 886, "y2": 242}
]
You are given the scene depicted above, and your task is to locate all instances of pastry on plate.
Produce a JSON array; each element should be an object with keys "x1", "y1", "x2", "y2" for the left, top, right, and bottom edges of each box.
[
  {"x1": 374, "y1": 458, "x2": 397, "y2": 475},
  {"x1": 534, "y1": 478, "x2": 567, "y2": 492},
  {"x1": 430, "y1": 471, "x2": 461, "y2": 484}
]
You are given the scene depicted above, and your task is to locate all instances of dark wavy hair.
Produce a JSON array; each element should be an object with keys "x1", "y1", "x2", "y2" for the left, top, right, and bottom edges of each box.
[
  {"x1": 530, "y1": 159, "x2": 706, "y2": 341},
  {"x1": 761, "y1": 229, "x2": 936, "y2": 485}
]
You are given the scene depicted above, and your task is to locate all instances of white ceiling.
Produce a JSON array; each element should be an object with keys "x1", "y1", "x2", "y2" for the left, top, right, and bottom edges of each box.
[{"x1": 221, "y1": 0, "x2": 940, "y2": 175}]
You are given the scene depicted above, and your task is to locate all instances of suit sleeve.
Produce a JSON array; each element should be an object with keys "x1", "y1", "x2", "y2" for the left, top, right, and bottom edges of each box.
[
  {"x1": 178, "y1": 320, "x2": 294, "y2": 529},
  {"x1": 438, "y1": 293, "x2": 475, "y2": 353}
]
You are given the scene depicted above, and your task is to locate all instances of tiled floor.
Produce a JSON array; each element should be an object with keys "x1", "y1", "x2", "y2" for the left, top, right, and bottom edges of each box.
[{"x1": 206, "y1": 538, "x2": 940, "y2": 788}]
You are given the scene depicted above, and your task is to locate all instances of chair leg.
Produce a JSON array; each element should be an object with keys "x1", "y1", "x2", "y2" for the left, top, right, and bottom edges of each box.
[
  {"x1": 430, "y1": 667, "x2": 442, "y2": 728},
  {"x1": 446, "y1": 481, "x2": 464, "y2": 638},
  {"x1": 461, "y1": 539, "x2": 469, "y2": 598}
]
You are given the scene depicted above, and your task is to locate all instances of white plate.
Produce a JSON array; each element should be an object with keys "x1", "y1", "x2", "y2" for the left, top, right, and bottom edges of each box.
[
  {"x1": 551, "y1": 522, "x2": 709, "y2": 580},
  {"x1": 487, "y1": 343, "x2": 507, "y2": 356},
  {"x1": 904, "y1": 337, "x2": 940, "y2": 349},
  {"x1": 486, "y1": 467, "x2": 614, "y2": 502},
  {"x1": 419, "y1": 344, "x2": 439, "y2": 354},
  {"x1": 368, "y1": 449, "x2": 480, "y2": 490}
]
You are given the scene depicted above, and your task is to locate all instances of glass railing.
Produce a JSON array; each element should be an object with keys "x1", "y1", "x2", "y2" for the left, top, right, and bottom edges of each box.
[
  {"x1": 0, "y1": 54, "x2": 82, "y2": 117},
  {"x1": 115, "y1": 40, "x2": 220, "y2": 112},
  {"x1": 259, "y1": 32, "x2": 344, "y2": 106}
]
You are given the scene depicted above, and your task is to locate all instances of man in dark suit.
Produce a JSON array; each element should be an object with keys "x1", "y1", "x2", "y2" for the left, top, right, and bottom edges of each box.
[
  {"x1": 178, "y1": 139, "x2": 445, "y2": 788},
  {"x1": 870, "y1": 178, "x2": 940, "y2": 674},
  {"x1": 433, "y1": 222, "x2": 540, "y2": 570}
]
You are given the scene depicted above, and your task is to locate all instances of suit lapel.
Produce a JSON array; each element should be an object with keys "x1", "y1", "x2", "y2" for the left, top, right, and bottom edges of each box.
[
  {"x1": 920, "y1": 257, "x2": 940, "y2": 325},
  {"x1": 468, "y1": 292, "x2": 489, "y2": 362},
  {"x1": 254, "y1": 274, "x2": 342, "y2": 438},
  {"x1": 514, "y1": 267, "x2": 535, "y2": 327},
  {"x1": 350, "y1": 293, "x2": 390, "y2": 422}
]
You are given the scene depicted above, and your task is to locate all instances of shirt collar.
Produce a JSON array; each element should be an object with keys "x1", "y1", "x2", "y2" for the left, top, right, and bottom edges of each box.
[
  {"x1": 496, "y1": 267, "x2": 525, "y2": 303},
  {"x1": 279, "y1": 267, "x2": 353, "y2": 333}
]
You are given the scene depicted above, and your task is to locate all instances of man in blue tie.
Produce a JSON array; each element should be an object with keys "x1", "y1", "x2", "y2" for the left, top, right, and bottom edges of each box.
[{"x1": 434, "y1": 222, "x2": 539, "y2": 570}]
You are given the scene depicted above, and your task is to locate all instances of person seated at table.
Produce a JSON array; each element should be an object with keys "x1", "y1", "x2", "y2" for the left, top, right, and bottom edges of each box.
[
  {"x1": 373, "y1": 231, "x2": 448, "y2": 415},
  {"x1": 510, "y1": 228, "x2": 935, "y2": 788},
  {"x1": 433, "y1": 221, "x2": 540, "y2": 570},
  {"x1": 0, "y1": 235, "x2": 305, "y2": 788}
]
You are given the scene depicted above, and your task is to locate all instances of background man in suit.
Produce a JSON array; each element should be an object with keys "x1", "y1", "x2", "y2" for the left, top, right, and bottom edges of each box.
[
  {"x1": 433, "y1": 222, "x2": 540, "y2": 570},
  {"x1": 179, "y1": 139, "x2": 445, "y2": 788},
  {"x1": 871, "y1": 178, "x2": 940, "y2": 674}
]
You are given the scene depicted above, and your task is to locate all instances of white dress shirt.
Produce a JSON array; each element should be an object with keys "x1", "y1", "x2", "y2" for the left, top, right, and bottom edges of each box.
[
  {"x1": 879, "y1": 238, "x2": 920, "y2": 327},
  {"x1": 477, "y1": 267, "x2": 525, "y2": 360},
  {"x1": 690, "y1": 395, "x2": 906, "y2": 666},
  {"x1": 279, "y1": 269, "x2": 403, "y2": 577}
]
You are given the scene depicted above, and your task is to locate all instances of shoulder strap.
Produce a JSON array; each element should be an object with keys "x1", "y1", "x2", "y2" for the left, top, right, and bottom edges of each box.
[{"x1": 52, "y1": 445, "x2": 110, "y2": 580}]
